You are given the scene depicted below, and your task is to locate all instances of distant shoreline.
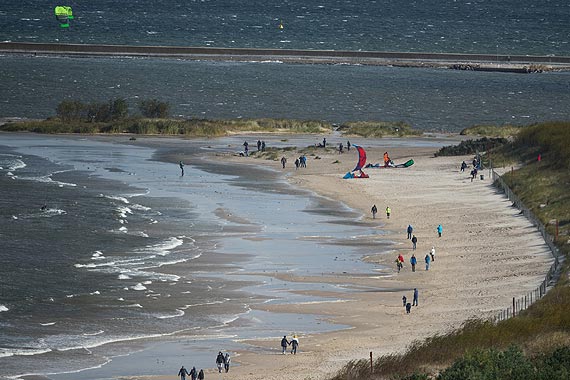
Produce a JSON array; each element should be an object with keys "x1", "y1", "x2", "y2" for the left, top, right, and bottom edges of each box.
[{"x1": 2, "y1": 42, "x2": 570, "y2": 73}]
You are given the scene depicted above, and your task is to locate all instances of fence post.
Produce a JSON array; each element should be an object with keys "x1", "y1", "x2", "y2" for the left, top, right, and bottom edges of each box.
[{"x1": 513, "y1": 297, "x2": 516, "y2": 317}]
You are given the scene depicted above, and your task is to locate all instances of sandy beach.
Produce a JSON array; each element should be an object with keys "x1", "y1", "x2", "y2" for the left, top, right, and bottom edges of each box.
[{"x1": 122, "y1": 139, "x2": 553, "y2": 380}]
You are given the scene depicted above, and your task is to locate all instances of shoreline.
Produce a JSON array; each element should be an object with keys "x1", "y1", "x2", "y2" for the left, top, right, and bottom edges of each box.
[
  {"x1": 123, "y1": 137, "x2": 553, "y2": 380},
  {"x1": 2, "y1": 42, "x2": 570, "y2": 73}
]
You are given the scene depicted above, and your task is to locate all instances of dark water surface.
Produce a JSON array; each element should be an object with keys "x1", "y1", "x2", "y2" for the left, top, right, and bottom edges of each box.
[{"x1": 1, "y1": 55, "x2": 569, "y2": 131}]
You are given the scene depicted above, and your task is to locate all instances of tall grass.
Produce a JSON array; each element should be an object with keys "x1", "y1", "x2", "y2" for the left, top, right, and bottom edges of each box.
[
  {"x1": 0, "y1": 117, "x2": 334, "y2": 136},
  {"x1": 460, "y1": 124, "x2": 522, "y2": 137},
  {"x1": 338, "y1": 121, "x2": 421, "y2": 138}
]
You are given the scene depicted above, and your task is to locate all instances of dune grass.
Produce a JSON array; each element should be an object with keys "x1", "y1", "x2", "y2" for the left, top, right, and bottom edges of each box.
[
  {"x1": 337, "y1": 121, "x2": 422, "y2": 138},
  {"x1": 0, "y1": 117, "x2": 333, "y2": 137},
  {"x1": 460, "y1": 124, "x2": 523, "y2": 137}
]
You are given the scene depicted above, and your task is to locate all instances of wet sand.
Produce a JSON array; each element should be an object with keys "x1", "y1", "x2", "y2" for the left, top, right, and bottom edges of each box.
[{"x1": 122, "y1": 138, "x2": 553, "y2": 380}]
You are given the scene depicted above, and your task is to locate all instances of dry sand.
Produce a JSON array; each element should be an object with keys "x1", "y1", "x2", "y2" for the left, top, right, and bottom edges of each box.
[{"x1": 128, "y1": 142, "x2": 553, "y2": 380}]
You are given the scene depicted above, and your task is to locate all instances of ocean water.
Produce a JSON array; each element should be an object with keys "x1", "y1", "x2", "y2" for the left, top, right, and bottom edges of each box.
[
  {"x1": 1, "y1": 1, "x2": 570, "y2": 130},
  {"x1": 1, "y1": 0, "x2": 569, "y2": 55},
  {"x1": 1, "y1": 55, "x2": 569, "y2": 131},
  {"x1": 0, "y1": 133, "x2": 438, "y2": 379}
]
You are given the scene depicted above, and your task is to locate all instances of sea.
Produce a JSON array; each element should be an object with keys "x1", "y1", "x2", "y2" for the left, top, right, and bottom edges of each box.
[
  {"x1": 0, "y1": 1, "x2": 569, "y2": 378},
  {"x1": 0, "y1": 0, "x2": 570, "y2": 129}
]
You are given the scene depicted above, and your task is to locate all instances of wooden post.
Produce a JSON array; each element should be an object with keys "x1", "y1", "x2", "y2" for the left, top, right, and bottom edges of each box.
[
  {"x1": 370, "y1": 351, "x2": 373, "y2": 374},
  {"x1": 513, "y1": 297, "x2": 516, "y2": 317}
]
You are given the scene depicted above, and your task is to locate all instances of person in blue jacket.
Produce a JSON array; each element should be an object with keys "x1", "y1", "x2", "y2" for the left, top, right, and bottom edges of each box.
[
  {"x1": 407, "y1": 224, "x2": 413, "y2": 239},
  {"x1": 437, "y1": 224, "x2": 443, "y2": 237},
  {"x1": 410, "y1": 254, "x2": 417, "y2": 272},
  {"x1": 425, "y1": 253, "x2": 431, "y2": 270}
]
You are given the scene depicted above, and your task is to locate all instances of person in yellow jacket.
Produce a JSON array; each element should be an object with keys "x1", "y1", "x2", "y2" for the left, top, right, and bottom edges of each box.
[{"x1": 385, "y1": 206, "x2": 391, "y2": 219}]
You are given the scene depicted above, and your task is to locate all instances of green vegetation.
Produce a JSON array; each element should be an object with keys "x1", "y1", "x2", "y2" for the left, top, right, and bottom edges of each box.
[
  {"x1": 0, "y1": 98, "x2": 334, "y2": 137},
  {"x1": 460, "y1": 124, "x2": 522, "y2": 137},
  {"x1": 331, "y1": 121, "x2": 570, "y2": 380},
  {"x1": 434, "y1": 137, "x2": 509, "y2": 157},
  {"x1": 337, "y1": 121, "x2": 422, "y2": 138}
]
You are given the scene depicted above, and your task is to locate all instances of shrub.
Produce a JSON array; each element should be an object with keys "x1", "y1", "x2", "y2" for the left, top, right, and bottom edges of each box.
[
  {"x1": 138, "y1": 99, "x2": 170, "y2": 118},
  {"x1": 435, "y1": 137, "x2": 508, "y2": 157}
]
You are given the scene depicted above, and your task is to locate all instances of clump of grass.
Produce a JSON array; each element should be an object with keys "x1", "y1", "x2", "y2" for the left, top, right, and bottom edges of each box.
[
  {"x1": 338, "y1": 121, "x2": 421, "y2": 138},
  {"x1": 460, "y1": 124, "x2": 522, "y2": 137}
]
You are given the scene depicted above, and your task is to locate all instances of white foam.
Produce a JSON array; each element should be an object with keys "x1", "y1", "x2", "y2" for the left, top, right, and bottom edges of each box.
[
  {"x1": 83, "y1": 330, "x2": 105, "y2": 336},
  {"x1": 118, "y1": 226, "x2": 128, "y2": 233},
  {"x1": 118, "y1": 274, "x2": 131, "y2": 280},
  {"x1": 0, "y1": 305, "x2": 9, "y2": 312},
  {"x1": 132, "y1": 283, "x2": 147, "y2": 291},
  {"x1": 89, "y1": 291, "x2": 101, "y2": 295},
  {"x1": 0, "y1": 347, "x2": 52, "y2": 358},
  {"x1": 131, "y1": 203, "x2": 151, "y2": 211},
  {"x1": 156, "y1": 309, "x2": 185, "y2": 319},
  {"x1": 103, "y1": 195, "x2": 130, "y2": 204},
  {"x1": 40, "y1": 322, "x2": 56, "y2": 326},
  {"x1": 116, "y1": 206, "x2": 133, "y2": 218}
]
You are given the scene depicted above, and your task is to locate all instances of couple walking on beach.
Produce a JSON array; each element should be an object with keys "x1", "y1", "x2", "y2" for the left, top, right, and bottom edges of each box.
[
  {"x1": 178, "y1": 366, "x2": 203, "y2": 380},
  {"x1": 216, "y1": 351, "x2": 231, "y2": 373},
  {"x1": 281, "y1": 335, "x2": 300, "y2": 354}
]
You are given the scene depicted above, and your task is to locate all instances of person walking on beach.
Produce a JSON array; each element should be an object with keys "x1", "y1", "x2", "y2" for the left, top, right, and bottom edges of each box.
[
  {"x1": 290, "y1": 335, "x2": 299, "y2": 354},
  {"x1": 301, "y1": 155, "x2": 307, "y2": 167},
  {"x1": 338, "y1": 142, "x2": 343, "y2": 154},
  {"x1": 257, "y1": 140, "x2": 262, "y2": 151},
  {"x1": 371, "y1": 204, "x2": 378, "y2": 219},
  {"x1": 216, "y1": 351, "x2": 225, "y2": 373},
  {"x1": 411, "y1": 235, "x2": 417, "y2": 250},
  {"x1": 385, "y1": 206, "x2": 391, "y2": 219},
  {"x1": 281, "y1": 335, "x2": 289, "y2": 354},
  {"x1": 402, "y1": 295, "x2": 407, "y2": 307},
  {"x1": 396, "y1": 254, "x2": 404, "y2": 272},
  {"x1": 410, "y1": 254, "x2": 417, "y2": 272},
  {"x1": 323, "y1": 137, "x2": 327, "y2": 148},
  {"x1": 178, "y1": 366, "x2": 189, "y2": 380},
  {"x1": 437, "y1": 224, "x2": 443, "y2": 238},
  {"x1": 281, "y1": 156, "x2": 287, "y2": 169},
  {"x1": 179, "y1": 161, "x2": 185, "y2": 176},
  {"x1": 407, "y1": 224, "x2": 413, "y2": 239},
  {"x1": 413, "y1": 288, "x2": 419, "y2": 306},
  {"x1": 425, "y1": 253, "x2": 431, "y2": 270},
  {"x1": 347, "y1": 141, "x2": 351, "y2": 151},
  {"x1": 295, "y1": 158, "x2": 300, "y2": 169},
  {"x1": 224, "y1": 353, "x2": 231, "y2": 372},
  {"x1": 430, "y1": 246, "x2": 436, "y2": 262},
  {"x1": 460, "y1": 161, "x2": 467, "y2": 172},
  {"x1": 261, "y1": 141, "x2": 266, "y2": 151},
  {"x1": 189, "y1": 367, "x2": 197, "y2": 380},
  {"x1": 406, "y1": 302, "x2": 412, "y2": 314},
  {"x1": 243, "y1": 141, "x2": 249, "y2": 156},
  {"x1": 197, "y1": 369, "x2": 204, "y2": 380}
]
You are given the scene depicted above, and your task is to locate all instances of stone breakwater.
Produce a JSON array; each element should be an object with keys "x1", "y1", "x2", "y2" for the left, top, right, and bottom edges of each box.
[{"x1": 2, "y1": 42, "x2": 570, "y2": 72}]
